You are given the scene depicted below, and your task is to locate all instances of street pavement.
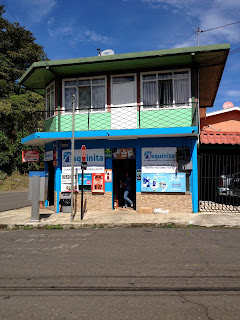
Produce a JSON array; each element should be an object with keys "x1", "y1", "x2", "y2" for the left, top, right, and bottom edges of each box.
[
  {"x1": 0, "y1": 228, "x2": 240, "y2": 319},
  {"x1": 0, "y1": 191, "x2": 31, "y2": 212}
]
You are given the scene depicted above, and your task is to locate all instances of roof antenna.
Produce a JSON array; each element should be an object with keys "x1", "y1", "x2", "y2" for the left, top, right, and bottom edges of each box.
[
  {"x1": 193, "y1": 27, "x2": 201, "y2": 46},
  {"x1": 97, "y1": 48, "x2": 101, "y2": 56}
]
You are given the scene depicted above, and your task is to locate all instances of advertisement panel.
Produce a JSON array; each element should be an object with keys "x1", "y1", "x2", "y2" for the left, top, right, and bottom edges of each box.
[
  {"x1": 22, "y1": 151, "x2": 39, "y2": 162},
  {"x1": 62, "y1": 149, "x2": 105, "y2": 174},
  {"x1": 78, "y1": 173, "x2": 92, "y2": 186},
  {"x1": 142, "y1": 147, "x2": 177, "y2": 173},
  {"x1": 61, "y1": 174, "x2": 78, "y2": 192},
  {"x1": 112, "y1": 148, "x2": 135, "y2": 159},
  {"x1": 141, "y1": 172, "x2": 186, "y2": 192},
  {"x1": 92, "y1": 173, "x2": 105, "y2": 193}
]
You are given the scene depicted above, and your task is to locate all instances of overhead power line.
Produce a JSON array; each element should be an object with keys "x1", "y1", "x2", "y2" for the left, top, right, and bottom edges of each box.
[
  {"x1": 194, "y1": 20, "x2": 240, "y2": 46},
  {"x1": 1, "y1": 0, "x2": 18, "y2": 23},
  {"x1": 201, "y1": 20, "x2": 240, "y2": 33}
]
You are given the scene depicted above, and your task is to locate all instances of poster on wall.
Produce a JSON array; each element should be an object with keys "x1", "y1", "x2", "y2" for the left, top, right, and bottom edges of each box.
[
  {"x1": 112, "y1": 148, "x2": 135, "y2": 159},
  {"x1": 62, "y1": 149, "x2": 105, "y2": 174},
  {"x1": 141, "y1": 172, "x2": 186, "y2": 193},
  {"x1": 141, "y1": 147, "x2": 177, "y2": 173},
  {"x1": 105, "y1": 169, "x2": 112, "y2": 182},
  {"x1": 61, "y1": 174, "x2": 78, "y2": 192},
  {"x1": 78, "y1": 173, "x2": 92, "y2": 186},
  {"x1": 92, "y1": 173, "x2": 105, "y2": 193},
  {"x1": 44, "y1": 151, "x2": 53, "y2": 161}
]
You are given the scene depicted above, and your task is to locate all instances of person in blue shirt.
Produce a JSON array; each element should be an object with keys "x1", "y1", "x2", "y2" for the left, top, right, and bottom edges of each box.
[{"x1": 121, "y1": 172, "x2": 133, "y2": 208}]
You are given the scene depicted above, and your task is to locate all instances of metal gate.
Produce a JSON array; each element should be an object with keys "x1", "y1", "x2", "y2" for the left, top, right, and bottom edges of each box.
[{"x1": 199, "y1": 154, "x2": 240, "y2": 212}]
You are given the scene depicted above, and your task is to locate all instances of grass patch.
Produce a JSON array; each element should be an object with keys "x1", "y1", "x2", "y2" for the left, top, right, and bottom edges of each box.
[
  {"x1": 164, "y1": 223, "x2": 177, "y2": 228},
  {"x1": 45, "y1": 225, "x2": 63, "y2": 229},
  {"x1": 0, "y1": 171, "x2": 29, "y2": 191},
  {"x1": 23, "y1": 226, "x2": 33, "y2": 230}
]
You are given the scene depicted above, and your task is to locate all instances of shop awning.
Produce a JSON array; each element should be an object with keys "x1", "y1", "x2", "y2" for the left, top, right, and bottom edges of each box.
[{"x1": 22, "y1": 126, "x2": 198, "y2": 147}]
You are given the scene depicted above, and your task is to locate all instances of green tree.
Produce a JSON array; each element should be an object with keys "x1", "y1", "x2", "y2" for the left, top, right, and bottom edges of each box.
[
  {"x1": 0, "y1": 5, "x2": 47, "y2": 175},
  {"x1": 0, "y1": 5, "x2": 47, "y2": 97}
]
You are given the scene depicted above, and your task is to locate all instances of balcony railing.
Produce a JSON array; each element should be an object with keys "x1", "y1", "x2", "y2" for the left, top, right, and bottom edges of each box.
[{"x1": 32, "y1": 103, "x2": 199, "y2": 133}]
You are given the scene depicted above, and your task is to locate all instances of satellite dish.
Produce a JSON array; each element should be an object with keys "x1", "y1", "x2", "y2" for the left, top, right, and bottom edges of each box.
[{"x1": 100, "y1": 49, "x2": 114, "y2": 56}]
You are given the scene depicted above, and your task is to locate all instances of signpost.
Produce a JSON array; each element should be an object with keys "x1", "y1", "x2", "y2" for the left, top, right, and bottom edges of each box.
[{"x1": 81, "y1": 145, "x2": 87, "y2": 220}]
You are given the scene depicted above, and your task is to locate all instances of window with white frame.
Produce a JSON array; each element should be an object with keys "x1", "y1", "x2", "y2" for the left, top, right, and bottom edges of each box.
[
  {"x1": 46, "y1": 82, "x2": 55, "y2": 118},
  {"x1": 142, "y1": 70, "x2": 190, "y2": 108},
  {"x1": 63, "y1": 77, "x2": 106, "y2": 112}
]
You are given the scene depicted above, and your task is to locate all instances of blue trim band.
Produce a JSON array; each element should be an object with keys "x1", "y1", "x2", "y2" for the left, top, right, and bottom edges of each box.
[{"x1": 21, "y1": 127, "x2": 198, "y2": 145}]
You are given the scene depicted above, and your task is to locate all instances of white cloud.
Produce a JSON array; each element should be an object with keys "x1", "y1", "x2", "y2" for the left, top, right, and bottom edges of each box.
[
  {"x1": 48, "y1": 17, "x2": 109, "y2": 47},
  {"x1": 226, "y1": 90, "x2": 240, "y2": 98},
  {"x1": 141, "y1": 0, "x2": 240, "y2": 47},
  {"x1": 22, "y1": 0, "x2": 56, "y2": 22}
]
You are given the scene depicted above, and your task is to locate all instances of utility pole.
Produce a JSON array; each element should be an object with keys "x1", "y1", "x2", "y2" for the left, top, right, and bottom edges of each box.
[{"x1": 70, "y1": 94, "x2": 76, "y2": 222}]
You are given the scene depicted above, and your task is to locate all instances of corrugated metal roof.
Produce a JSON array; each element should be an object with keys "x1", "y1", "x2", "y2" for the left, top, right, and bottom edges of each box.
[{"x1": 200, "y1": 131, "x2": 240, "y2": 145}]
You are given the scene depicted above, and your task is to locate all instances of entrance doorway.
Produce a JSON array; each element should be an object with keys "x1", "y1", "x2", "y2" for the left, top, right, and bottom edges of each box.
[
  {"x1": 113, "y1": 159, "x2": 136, "y2": 209},
  {"x1": 47, "y1": 161, "x2": 55, "y2": 206}
]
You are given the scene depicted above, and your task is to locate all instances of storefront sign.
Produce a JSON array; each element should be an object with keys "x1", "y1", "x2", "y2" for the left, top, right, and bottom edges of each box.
[
  {"x1": 44, "y1": 151, "x2": 53, "y2": 161},
  {"x1": 141, "y1": 147, "x2": 177, "y2": 173},
  {"x1": 78, "y1": 173, "x2": 92, "y2": 185},
  {"x1": 92, "y1": 173, "x2": 105, "y2": 193},
  {"x1": 22, "y1": 150, "x2": 39, "y2": 162},
  {"x1": 105, "y1": 169, "x2": 112, "y2": 182},
  {"x1": 62, "y1": 149, "x2": 105, "y2": 174},
  {"x1": 112, "y1": 148, "x2": 135, "y2": 159},
  {"x1": 141, "y1": 172, "x2": 186, "y2": 192}
]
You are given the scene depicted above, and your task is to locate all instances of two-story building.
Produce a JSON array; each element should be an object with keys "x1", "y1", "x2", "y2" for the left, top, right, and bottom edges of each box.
[{"x1": 20, "y1": 44, "x2": 229, "y2": 215}]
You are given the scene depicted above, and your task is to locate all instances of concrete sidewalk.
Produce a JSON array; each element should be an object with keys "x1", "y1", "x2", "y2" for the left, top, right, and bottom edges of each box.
[{"x1": 1, "y1": 206, "x2": 240, "y2": 228}]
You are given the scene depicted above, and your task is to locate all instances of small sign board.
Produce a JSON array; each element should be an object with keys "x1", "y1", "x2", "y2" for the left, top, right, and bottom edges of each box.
[
  {"x1": 22, "y1": 151, "x2": 39, "y2": 162},
  {"x1": 81, "y1": 145, "x2": 86, "y2": 162},
  {"x1": 112, "y1": 148, "x2": 135, "y2": 159},
  {"x1": 105, "y1": 169, "x2": 112, "y2": 182},
  {"x1": 78, "y1": 173, "x2": 92, "y2": 185}
]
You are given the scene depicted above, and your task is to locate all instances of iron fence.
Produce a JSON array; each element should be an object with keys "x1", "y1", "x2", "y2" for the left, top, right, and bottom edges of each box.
[
  {"x1": 32, "y1": 103, "x2": 198, "y2": 133},
  {"x1": 199, "y1": 153, "x2": 240, "y2": 212}
]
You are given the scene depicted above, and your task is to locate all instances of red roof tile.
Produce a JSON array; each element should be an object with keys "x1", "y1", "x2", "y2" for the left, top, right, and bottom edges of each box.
[{"x1": 200, "y1": 131, "x2": 240, "y2": 145}]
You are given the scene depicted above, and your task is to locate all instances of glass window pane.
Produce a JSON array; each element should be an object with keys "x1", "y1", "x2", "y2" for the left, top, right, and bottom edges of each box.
[
  {"x1": 174, "y1": 78, "x2": 189, "y2": 105},
  {"x1": 65, "y1": 87, "x2": 77, "y2": 111},
  {"x1": 65, "y1": 80, "x2": 77, "y2": 87},
  {"x1": 113, "y1": 76, "x2": 134, "y2": 83},
  {"x1": 78, "y1": 79, "x2": 90, "y2": 86},
  {"x1": 158, "y1": 80, "x2": 173, "y2": 106},
  {"x1": 92, "y1": 85, "x2": 105, "y2": 110},
  {"x1": 158, "y1": 72, "x2": 172, "y2": 79},
  {"x1": 79, "y1": 86, "x2": 91, "y2": 110},
  {"x1": 92, "y1": 78, "x2": 105, "y2": 85},
  {"x1": 143, "y1": 82, "x2": 157, "y2": 108},
  {"x1": 50, "y1": 84, "x2": 54, "y2": 91},
  {"x1": 47, "y1": 87, "x2": 50, "y2": 94},
  {"x1": 174, "y1": 71, "x2": 189, "y2": 78},
  {"x1": 143, "y1": 74, "x2": 156, "y2": 80}
]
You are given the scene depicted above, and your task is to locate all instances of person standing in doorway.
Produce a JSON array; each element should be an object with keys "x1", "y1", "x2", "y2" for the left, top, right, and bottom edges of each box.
[{"x1": 121, "y1": 172, "x2": 133, "y2": 208}]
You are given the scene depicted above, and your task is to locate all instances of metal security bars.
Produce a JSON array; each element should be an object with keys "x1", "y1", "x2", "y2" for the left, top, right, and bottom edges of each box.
[
  {"x1": 199, "y1": 154, "x2": 240, "y2": 212},
  {"x1": 32, "y1": 102, "x2": 198, "y2": 133}
]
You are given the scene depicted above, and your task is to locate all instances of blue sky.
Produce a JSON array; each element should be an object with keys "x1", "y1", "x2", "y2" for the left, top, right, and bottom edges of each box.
[{"x1": 3, "y1": 0, "x2": 240, "y2": 111}]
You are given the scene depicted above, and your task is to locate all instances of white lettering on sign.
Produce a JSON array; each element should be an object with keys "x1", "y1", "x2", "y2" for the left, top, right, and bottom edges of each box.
[{"x1": 62, "y1": 149, "x2": 105, "y2": 174}]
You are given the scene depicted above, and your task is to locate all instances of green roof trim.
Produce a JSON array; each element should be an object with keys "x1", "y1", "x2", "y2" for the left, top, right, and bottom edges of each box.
[{"x1": 19, "y1": 43, "x2": 230, "y2": 107}]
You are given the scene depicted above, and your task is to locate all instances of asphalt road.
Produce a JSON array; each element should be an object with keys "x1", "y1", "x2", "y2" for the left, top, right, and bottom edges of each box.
[
  {"x1": 0, "y1": 191, "x2": 31, "y2": 212},
  {"x1": 0, "y1": 228, "x2": 240, "y2": 320}
]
